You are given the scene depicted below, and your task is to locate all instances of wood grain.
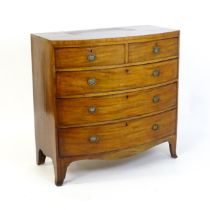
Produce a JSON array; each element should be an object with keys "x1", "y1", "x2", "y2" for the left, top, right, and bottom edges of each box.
[
  {"x1": 56, "y1": 80, "x2": 177, "y2": 99},
  {"x1": 129, "y1": 38, "x2": 178, "y2": 63},
  {"x1": 51, "y1": 134, "x2": 177, "y2": 185},
  {"x1": 56, "y1": 83, "x2": 177, "y2": 126},
  {"x1": 56, "y1": 56, "x2": 178, "y2": 72},
  {"x1": 33, "y1": 25, "x2": 179, "y2": 47},
  {"x1": 31, "y1": 36, "x2": 57, "y2": 160},
  {"x1": 56, "y1": 59, "x2": 178, "y2": 97},
  {"x1": 31, "y1": 25, "x2": 180, "y2": 185},
  {"x1": 55, "y1": 45, "x2": 125, "y2": 68},
  {"x1": 60, "y1": 135, "x2": 176, "y2": 161},
  {"x1": 58, "y1": 109, "x2": 177, "y2": 156},
  {"x1": 31, "y1": 36, "x2": 66, "y2": 186}
]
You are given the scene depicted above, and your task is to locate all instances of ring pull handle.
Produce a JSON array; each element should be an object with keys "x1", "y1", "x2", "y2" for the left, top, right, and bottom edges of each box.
[
  {"x1": 87, "y1": 78, "x2": 97, "y2": 86},
  {"x1": 89, "y1": 135, "x2": 99, "y2": 143},
  {"x1": 88, "y1": 106, "x2": 97, "y2": 114},
  {"x1": 153, "y1": 95, "x2": 160, "y2": 103},
  {"x1": 152, "y1": 124, "x2": 160, "y2": 131},
  {"x1": 153, "y1": 45, "x2": 160, "y2": 54},
  {"x1": 152, "y1": 69, "x2": 160, "y2": 77},
  {"x1": 87, "y1": 53, "x2": 96, "y2": 61}
]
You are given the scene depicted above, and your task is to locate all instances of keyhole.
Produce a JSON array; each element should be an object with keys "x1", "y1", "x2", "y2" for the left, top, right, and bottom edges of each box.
[{"x1": 125, "y1": 69, "x2": 131, "y2": 74}]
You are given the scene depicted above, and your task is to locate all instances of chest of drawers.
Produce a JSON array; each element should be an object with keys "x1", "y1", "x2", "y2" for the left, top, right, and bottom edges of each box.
[{"x1": 31, "y1": 25, "x2": 180, "y2": 186}]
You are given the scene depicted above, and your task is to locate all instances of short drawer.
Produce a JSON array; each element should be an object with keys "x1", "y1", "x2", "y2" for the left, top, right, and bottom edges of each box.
[
  {"x1": 128, "y1": 38, "x2": 178, "y2": 63},
  {"x1": 55, "y1": 45, "x2": 125, "y2": 68},
  {"x1": 56, "y1": 59, "x2": 178, "y2": 97},
  {"x1": 56, "y1": 83, "x2": 177, "y2": 126},
  {"x1": 58, "y1": 109, "x2": 176, "y2": 156}
]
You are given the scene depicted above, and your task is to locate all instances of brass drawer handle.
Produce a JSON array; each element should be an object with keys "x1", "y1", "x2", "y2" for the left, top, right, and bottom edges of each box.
[
  {"x1": 152, "y1": 124, "x2": 160, "y2": 131},
  {"x1": 153, "y1": 95, "x2": 160, "y2": 103},
  {"x1": 88, "y1": 106, "x2": 97, "y2": 113},
  {"x1": 89, "y1": 135, "x2": 99, "y2": 143},
  {"x1": 87, "y1": 53, "x2": 96, "y2": 61},
  {"x1": 87, "y1": 78, "x2": 96, "y2": 86},
  {"x1": 153, "y1": 46, "x2": 160, "y2": 54},
  {"x1": 152, "y1": 69, "x2": 160, "y2": 77}
]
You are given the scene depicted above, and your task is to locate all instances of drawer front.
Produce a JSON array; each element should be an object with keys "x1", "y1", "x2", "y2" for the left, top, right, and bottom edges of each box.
[
  {"x1": 56, "y1": 59, "x2": 178, "y2": 97},
  {"x1": 55, "y1": 45, "x2": 125, "y2": 68},
  {"x1": 57, "y1": 83, "x2": 177, "y2": 126},
  {"x1": 129, "y1": 38, "x2": 178, "y2": 63},
  {"x1": 58, "y1": 109, "x2": 176, "y2": 156}
]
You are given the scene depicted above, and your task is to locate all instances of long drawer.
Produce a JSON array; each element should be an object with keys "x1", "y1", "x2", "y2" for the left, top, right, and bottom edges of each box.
[
  {"x1": 55, "y1": 45, "x2": 125, "y2": 68},
  {"x1": 56, "y1": 83, "x2": 177, "y2": 126},
  {"x1": 56, "y1": 59, "x2": 178, "y2": 97},
  {"x1": 58, "y1": 109, "x2": 176, "y2": 156},
  {"x1": 129, "y1": 38, "x2": 178, "y2": 63}
]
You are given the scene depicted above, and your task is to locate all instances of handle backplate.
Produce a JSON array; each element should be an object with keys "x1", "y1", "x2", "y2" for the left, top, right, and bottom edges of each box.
[
  {"x1": 87, "y1": 78, "x2": 96, "y2": 86},
  {"x1": 89, "y1": 135, "x2": 99, "y2": 143},
  {"x1": 87, "y1": 53, "x2": 96, "y2": 61},
  {"x1": 153, "y1": 95, "x2": 160, "y2": 103},
  {"x1": 88, "y1": 106, "x2": 97, "y2": 113},
  {"x1": 152, "y1": 124, "x2": 160, "y2": 131},
  {"x1": 152, "y1": 69, "x2": 160, "y2": 77},
  {"x1": 153, "y1": 46, "x2": 160, "y2": 54}
]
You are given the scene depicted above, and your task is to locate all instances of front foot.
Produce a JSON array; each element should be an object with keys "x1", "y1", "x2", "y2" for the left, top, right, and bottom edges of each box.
[
  {"x1": 171, "y1": 153, "x2": 178, "y2": 159},
  {"x1": 168, "y1": 136, "x2": 178, "y2": 159},
  {"x1": 55, "y1": 180, "x2": 64, "y2": 186},
  {"x1": 53, "y1": 159, "x2": 70, "y2": 186}
]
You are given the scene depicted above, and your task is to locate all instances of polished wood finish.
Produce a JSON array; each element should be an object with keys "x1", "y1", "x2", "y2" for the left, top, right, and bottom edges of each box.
[
  {"x1": 55, "y1": 45, "x2": 125, "y2": 68},
  {"x1": 31, "y1": 36, "x2": 57, "y2": 162},
  {"x1": 56, "y1": 56, "x2": 178, "y2": 72},
  {"x1": 56, "y1": 59, "x2": 178, "y2": 97},
  {"x1": 34, "y1": 25, "x2": 179, "y2": 47},
  {"x1": 128, "y1": 38, "x2": 178, "y2": 63},
  {"x1": 31, "y1": 36, "x2": 63, "y2": 185},
  {"x1": 57, "y1": 83, "x2": 177, "y2": 126},
  {"x1": 58, "y1": 109, "x2": 176, "y2": 156},
  {"x1": 31, "y1": 25, "x2": 180, "y2": 186}
]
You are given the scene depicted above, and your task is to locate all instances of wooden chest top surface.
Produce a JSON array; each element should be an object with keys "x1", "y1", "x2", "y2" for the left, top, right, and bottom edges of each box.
[{"x1": 32, "y1": 25, "x2": 179, "y2": 46}]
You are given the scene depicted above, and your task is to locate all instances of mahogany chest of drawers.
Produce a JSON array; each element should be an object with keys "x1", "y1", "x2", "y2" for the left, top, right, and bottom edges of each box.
[{"x1": 31, "y1": 25, "x2": 180, "y2": 186}]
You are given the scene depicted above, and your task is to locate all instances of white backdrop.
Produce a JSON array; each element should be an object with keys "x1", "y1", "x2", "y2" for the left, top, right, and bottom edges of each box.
[{"x1": 0, "y1": 0, "x2": 210, "y2": 209}]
